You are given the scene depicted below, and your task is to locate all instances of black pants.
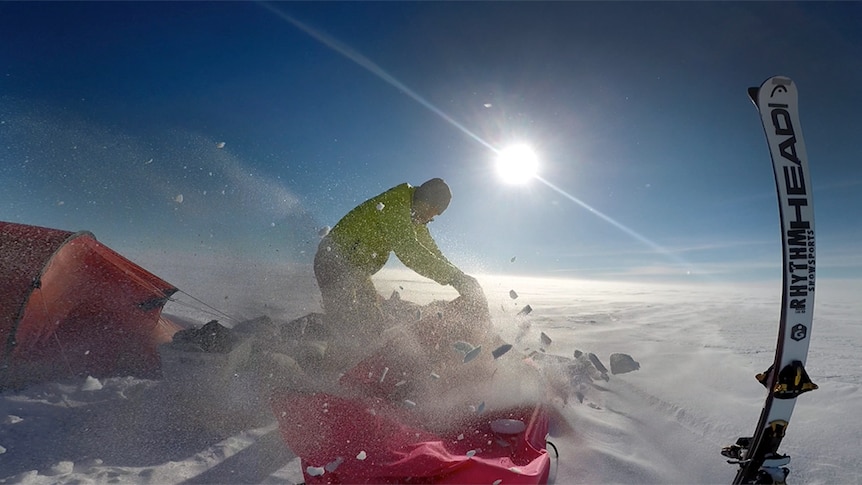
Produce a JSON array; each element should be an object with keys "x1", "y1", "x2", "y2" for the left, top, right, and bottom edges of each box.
[{"x1": 313, "y1": 236, "x2": 386, "y2": 346}]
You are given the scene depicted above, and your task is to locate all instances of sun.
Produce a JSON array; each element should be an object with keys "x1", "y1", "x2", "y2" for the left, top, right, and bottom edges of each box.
[{"x1": 495, "y1": 144, "x2": 539, "y2": 184}]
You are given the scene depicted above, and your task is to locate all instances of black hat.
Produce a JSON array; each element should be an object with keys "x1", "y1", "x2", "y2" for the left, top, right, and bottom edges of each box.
[{"x1": 414, "y1": 178, "x2": 452, "y2": 212}]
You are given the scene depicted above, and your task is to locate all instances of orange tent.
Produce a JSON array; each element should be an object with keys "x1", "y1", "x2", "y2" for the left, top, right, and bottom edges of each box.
[{"x1": 0, "y1": 221, "x2": 181, "y2": 388}]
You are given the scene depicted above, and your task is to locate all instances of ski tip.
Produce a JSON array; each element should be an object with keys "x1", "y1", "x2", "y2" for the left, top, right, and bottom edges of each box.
[
  {"x1": 769, "y1": 76, "x2": 793, "y2": 87},
  {"x1": 747, "y1": 87, "x2": 760, "y2": 106},
  {"x1": 750, "y1": 75, "x2": 795, "y2": 107}
]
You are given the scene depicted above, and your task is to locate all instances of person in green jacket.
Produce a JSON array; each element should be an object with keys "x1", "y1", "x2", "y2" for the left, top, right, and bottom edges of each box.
[{"x1": 314, "y1": 178, "x2": 482, "y2": 348}]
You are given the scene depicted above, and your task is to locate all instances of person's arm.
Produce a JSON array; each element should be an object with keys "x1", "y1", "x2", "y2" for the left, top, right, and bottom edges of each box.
[
  {"x1": 394, "y1": 221, "x2": 485, "y2": 305},
  {"x1": 392, "y1": 223, "x2": 461, "y2": 286}
]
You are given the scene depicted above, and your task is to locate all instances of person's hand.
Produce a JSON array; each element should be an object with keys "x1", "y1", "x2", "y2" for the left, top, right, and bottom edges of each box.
[
  {"x1": 450, "y1": 272, "x2": 484, "y2": 302},
  {"x1": 450, "y1": 271, "x2": 492, "y2": 333}
]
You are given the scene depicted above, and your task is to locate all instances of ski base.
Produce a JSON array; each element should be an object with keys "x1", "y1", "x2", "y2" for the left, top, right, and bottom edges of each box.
[{"x1": 723, "y1": 436, "x2": 791, "y2": 485}]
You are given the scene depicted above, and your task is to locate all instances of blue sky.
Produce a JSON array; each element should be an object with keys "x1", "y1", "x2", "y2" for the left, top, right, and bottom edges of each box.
[{"x1": 1, "y1": 2, "x2": 860, "y2": 282}]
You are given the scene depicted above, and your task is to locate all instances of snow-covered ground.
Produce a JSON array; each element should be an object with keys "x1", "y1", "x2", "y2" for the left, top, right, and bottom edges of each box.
[{"x1": 1, "y1": 255, "x2": 859, "y2": 484}]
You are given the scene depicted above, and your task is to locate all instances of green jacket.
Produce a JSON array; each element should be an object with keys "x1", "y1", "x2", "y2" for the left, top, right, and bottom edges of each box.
[{"x1": 328, "y1": 183, "x2": 461, "y2": 285}]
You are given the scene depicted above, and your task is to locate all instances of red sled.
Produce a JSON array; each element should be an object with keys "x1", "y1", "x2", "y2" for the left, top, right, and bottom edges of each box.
[{"x1": 272, "y1": 390, "x2": 550, "y2": 484}]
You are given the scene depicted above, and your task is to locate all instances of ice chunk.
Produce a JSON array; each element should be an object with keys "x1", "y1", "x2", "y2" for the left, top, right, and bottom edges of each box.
[
  {"x1": 306, "y1": 466, "x2": 325, "y2": 477},
  {"x1": 376, "y1": 202, "x2": 385, "y2": 211},
  {"x1": 453, "y1": 341, "x2": 474, "y2": 354},
  {"x1": 403, "y1": 399, "x2": 416, "y2": 408},
  {"x1": 466, "y1": 449, "x2": 477, "y2": 457},
  {"x1": 540, "y1": 332, "x2": 552, "y2": 347},
  {"x1": 0, "y1": 445, "x2": 6, "y2": 455},
  {"x1": 356, "y1": 450, "x2": 367, "y2": 460},
  {"x1": 81, "y1": 376, "x2": 102, "y2": 391},
  {"x1": 491, "y1": 418, "x2": 526, "y2": 434},
  {"x1": 46, "y1": 461, "x2": 74, "y2": 476},
  {"x1": 463, "y1": 345, "x2": 482, "y2": 363},
  {"x1": 610, "y1": 353, "x2": 641, "y2": 374},
  {"x1": 509, "y1": 289, "x2": 518, "y2": 299},
  {"x1": 517, "y1": 304, "x2": 532, "y2": 316},
  {"x1": 216, "y1": 141, "x2": 226, "y2": 149},
  {"x1": 325, "y1": 457, "x2": 343, "y2": 472},
  {"x1": 492, "y1": 344, "x2": 512, "y2": 359},
  {"x1": 588, "y1": 352, "x2": 610, "y2": 377},
  {"x1": 79, "y1": 458, "x2": 103, "y2": 471}
]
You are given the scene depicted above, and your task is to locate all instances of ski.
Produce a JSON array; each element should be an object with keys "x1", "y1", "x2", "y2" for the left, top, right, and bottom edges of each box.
[{"x1": 722, "y1": 76, "x2": 818, "y2": 484}]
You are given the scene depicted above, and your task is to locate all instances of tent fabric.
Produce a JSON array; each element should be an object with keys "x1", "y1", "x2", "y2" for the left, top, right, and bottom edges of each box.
[
  {"x1": 272, "y1": 391, "x2": 551, "y2": 484},
  {"x1": 0, "y1": 221, "x2": 181, "y2": 388}
]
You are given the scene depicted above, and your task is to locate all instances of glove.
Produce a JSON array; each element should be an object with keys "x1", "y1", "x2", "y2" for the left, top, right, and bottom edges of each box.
[
  {"x1": 450, "y1": 271, "x2": 491, "y2": 322},
  {"x1": 450, "y1": 271, "x2": 482, "y2": 300}
]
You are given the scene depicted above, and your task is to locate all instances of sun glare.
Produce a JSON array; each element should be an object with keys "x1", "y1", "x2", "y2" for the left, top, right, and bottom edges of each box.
[{"x1": 496, "y1": 144, "x2": 539, "y2": 184}]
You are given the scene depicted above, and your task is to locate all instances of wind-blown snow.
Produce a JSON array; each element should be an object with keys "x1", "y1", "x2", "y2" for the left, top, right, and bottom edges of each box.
[{"x1": 1, "y1": 259, "x2": 859, "y2": 484}]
